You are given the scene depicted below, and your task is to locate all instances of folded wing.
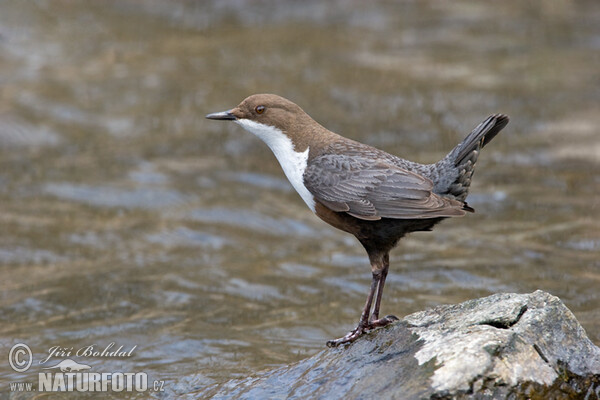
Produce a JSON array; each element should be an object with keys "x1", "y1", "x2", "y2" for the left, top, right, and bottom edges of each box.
[{"x1": 304, "y1": 152, "x2": 467, "y2": 220}]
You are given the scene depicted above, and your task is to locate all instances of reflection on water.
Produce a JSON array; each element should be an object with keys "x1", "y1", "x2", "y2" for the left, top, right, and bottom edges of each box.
[{"x1": 0, "y1": 0, "x2": 598, "y2": 398}]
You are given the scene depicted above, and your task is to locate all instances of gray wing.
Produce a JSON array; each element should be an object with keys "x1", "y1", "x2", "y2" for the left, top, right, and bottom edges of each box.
[{"x1": 304, "y1": 152, "x2": 466, "y2": 220}]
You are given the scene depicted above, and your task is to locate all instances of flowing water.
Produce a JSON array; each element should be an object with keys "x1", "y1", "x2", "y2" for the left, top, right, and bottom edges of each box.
[{"x1": 0, "y1": 1, "x2": 599, "y2": 398}]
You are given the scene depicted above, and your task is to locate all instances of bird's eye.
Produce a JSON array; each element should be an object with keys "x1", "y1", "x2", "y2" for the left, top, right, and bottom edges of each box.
[{"x1": 255, "y1": 105, "x2": 265, "y2": 114}]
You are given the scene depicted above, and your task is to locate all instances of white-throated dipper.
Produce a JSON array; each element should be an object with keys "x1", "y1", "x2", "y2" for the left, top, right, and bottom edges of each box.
[{"x1": 206, "y1": 94, "x2": 509, "y2": 347}]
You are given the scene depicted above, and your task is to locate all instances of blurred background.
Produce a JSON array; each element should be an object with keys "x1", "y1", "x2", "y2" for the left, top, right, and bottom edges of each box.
[{"x1": 0, "y1": 0, "x2": 598, "y2": 398}]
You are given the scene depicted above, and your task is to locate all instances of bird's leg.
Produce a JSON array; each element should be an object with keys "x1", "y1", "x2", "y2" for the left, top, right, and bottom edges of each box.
[
  {"x1": 370, "y1": 253, "x2": 388, "y2": 321},
  {"x1": 368, "y1": 252, "x2": 398, "y2": 328},
  {"x1": 326, "y1": 270, "x2": 380, "y2": 348}
]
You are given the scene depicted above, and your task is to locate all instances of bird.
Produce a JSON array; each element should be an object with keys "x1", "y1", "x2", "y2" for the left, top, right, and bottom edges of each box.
[{"x1": 206, "y1": 94, "x2": 509, "y2": 347}]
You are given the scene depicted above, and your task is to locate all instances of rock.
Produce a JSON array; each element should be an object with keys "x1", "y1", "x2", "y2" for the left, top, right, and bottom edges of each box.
[{"x1": 203, "y1": 291, "x2": 600, "y2": 399}]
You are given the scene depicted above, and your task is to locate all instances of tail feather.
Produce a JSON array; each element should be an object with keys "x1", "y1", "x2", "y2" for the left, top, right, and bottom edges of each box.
[
  {"x1": 451, "y1": 113, "x2": 509, "y2": 167},
  {"x1": 434, "y1": 113, "x2": 509, "y2": 203}
]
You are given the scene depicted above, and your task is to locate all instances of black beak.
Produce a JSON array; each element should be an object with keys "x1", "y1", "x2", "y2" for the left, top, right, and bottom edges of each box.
[{"x1": 206, "y1": 110, "x2": 237, "y2": 121}]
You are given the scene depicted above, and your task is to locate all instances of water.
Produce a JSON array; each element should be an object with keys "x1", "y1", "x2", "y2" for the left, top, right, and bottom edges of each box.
[{"x1": 0, "y1": 1, "x2": 598, "y2": 398}]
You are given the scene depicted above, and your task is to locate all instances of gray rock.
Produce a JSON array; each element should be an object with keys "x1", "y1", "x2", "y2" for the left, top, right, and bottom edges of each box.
[{"x1": 203, "y1": 291, "x2": 600, "y2": 399}]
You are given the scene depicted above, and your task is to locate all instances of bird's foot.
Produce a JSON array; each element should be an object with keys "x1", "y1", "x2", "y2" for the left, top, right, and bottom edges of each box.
[{"x1": 326, "y1": 315, "x2": 399, "y2": 348}]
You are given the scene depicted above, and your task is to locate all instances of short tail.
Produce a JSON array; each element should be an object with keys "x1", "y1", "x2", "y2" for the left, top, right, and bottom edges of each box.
[
  {"x1": 435, "y1": 114, "x2": 509, "y2": 203},
  {"x1": 450, "y1": 114, "x2": 509, "y2": 166}
]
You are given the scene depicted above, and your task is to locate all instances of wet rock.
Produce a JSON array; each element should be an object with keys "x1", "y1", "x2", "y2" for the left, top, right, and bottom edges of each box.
[{"x1": 205, "y1": 290, "x2": 600, "y2": 399}]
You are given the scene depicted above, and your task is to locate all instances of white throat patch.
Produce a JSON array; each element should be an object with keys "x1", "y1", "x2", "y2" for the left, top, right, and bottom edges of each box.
[{"x1": 235, "y1": 119, "x2": 316, "y2": 212}]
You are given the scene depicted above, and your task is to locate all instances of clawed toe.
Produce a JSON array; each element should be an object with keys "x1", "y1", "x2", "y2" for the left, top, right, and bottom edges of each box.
[
  {"x1": 368, "y1": 314, "x2": 399, "y2": 328},
  {"x1": 326, "y1": 327, "x2": 366, "y2": 347}
]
